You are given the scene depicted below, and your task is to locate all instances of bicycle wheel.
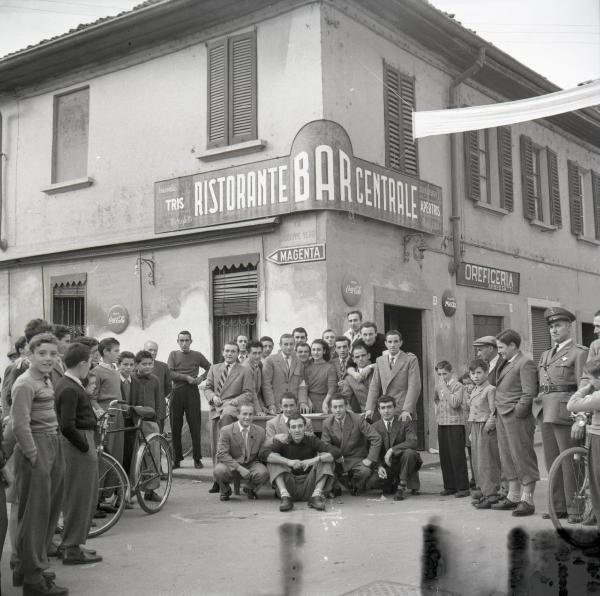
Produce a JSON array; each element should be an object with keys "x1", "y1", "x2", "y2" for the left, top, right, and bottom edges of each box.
[
  {"x1": 89, "y1": 451, "x2": 129, "y2": 538},
  {"x1": 547, "y1": 446, "x2": 598, "y2": 548},
  {"x1": 133, "y1": 433, "x2": 173, "y2": 514},
  {"x1": 182, "y1": 420, "x2": 193, "y2": 458}
]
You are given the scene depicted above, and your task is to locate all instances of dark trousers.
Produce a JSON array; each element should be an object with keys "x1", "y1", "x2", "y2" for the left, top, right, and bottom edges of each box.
[
  {"x1": 15, "y1": 433, "x2": 64, "y2": 584},
  {"x1": 438, "y1": 425, "x2": 469, "y2": 492},
  {"x1": 171, "y1": 384, "x2": 202, "y2": 462},
  {"x1": 61, "y1": 430, "x2": 97, "y2": 547},
  {"x1": 587, "y1": 433, "x2": 600, "y2": 528}
]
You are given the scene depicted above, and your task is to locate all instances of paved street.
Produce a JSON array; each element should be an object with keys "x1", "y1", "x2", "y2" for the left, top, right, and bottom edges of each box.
[{"x1": 3, "y1": 455, "x2": 599, "y2": 596}]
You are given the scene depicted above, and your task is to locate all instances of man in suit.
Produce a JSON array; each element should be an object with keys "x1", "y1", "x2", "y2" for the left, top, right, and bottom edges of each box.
[
  {"x1": 265, "y1": 392, "x2": 313, "y2": 444},
  {"x1": 340, "y1": 341, "x2": 373, "y2": 413},
  {"x1": 143, "y1": 340, "x2": 172, "y2": 432},
  {"x1": 262, "y1": 334, "x2": 305, "y2": 412},
  {"x1": 365, "y1": 330, "x2": 422, "y2": 422},
  {"x1": 242, "y1": 340, "x2": 273, "y2": 415},
  {"x1": 331, "y1": 337, "x2": 351, "y2": 382},
  {"x1": 368, "y1": 395, "x2": 422, "y2": 500},
  {"x1": 262, "y1": 413, "x2": 341, "y2": 512},
  {"x1": 321, "y1": 394, "x2": 382, "y2": 495},
  {"x1": 491, "y1": 329, "x2": 540, "y2": 516},
  {"x1": 534, "y1": 307, "x2": 588, "y2": 522},
  {"x1": 205, "y1": 342, "x2": 254, "y2": 426},
  {"x1": 473, "y1": 336, "x2": 500, "y2": 386},
  {"x1": 214, "y1": 404, "x2": 269, "y2": 500}
]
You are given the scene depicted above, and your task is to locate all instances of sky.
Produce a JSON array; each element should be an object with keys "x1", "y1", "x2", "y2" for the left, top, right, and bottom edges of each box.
[{"x1": 0, "y1": 0, "x2": 599, "y2": 89}]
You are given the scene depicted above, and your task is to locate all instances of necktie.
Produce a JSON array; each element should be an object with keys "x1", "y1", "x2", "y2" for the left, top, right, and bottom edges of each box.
[
  {"x1": 216, "y1": 364, "x2": 230, "y2": 394},
  {"x1": 43, "y1": 374, "x2": 53, "y2": 389},
  {"x1": 242, "y1": 428, "x2": 249, "y2": 462},
  {"x1": 551, "y1": 344, "x2": 559, "y2": 357},
  {"x1": 389, "y1": 356, "x2": 396, "y2": 370},
  {"x1": 285, "y1": 357, "x2": 290, "y2": 373},
  {"x1": 340, "y1": 359, "x2": 346, "y2": 375}
]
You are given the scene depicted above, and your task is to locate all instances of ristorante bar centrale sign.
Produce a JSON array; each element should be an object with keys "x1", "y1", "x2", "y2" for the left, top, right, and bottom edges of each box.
[{"x1": 154, "y1": 120, "x2": 443, "y2": 235}]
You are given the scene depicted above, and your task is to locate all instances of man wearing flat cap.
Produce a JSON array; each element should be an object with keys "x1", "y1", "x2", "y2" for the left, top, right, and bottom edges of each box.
[
  {"x1": 534, "y1": 307, "x2": 588, "y2": 522},
  {"x1": 473, "y1": 336, "x2": 500, "y2": 386}
]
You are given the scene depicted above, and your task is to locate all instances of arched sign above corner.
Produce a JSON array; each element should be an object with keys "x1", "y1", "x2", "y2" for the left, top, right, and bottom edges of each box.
[
  {"x1": 441, "y1": 290, "x2": 457, "y2": 317},
  {"x1": 107, "y1": 304, "x2": 129, "y2": 334},
  {"x1": 342, "y1": 274, "x2": 362, "y2": 306}
]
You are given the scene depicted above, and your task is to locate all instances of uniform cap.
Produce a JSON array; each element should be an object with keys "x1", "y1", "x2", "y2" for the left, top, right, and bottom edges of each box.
[
  {"x1": 544, "y1": 307, "x2": 575, "y2": 324},
  {"x1": 473, "y1": 335, "x2": 497, "y2": 348}
]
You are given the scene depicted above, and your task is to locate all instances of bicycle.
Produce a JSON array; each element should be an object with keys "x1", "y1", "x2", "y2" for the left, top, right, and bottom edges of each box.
[
  {"x1": 547, "y1": 413, "x2": 599, "y2": 549},
  {"x1": 89, "y1": 400, "x2": 174, "y2": 538}
]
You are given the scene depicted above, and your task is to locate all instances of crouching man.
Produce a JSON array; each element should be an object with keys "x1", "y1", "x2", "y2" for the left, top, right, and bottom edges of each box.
[
  {"x1": 262, "y1": 413, "x2": 341, "y2": 512},
  {"x1": 214, "y1": 404, "x2": 269, "y2": 501}
]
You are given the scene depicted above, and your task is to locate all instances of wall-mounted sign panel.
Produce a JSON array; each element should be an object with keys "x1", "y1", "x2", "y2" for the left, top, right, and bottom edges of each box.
[
  {"x1": 457, "y1": 262, "x2": 520, "y2": 294},
  {"x1": 155, "y1": 120, "x2": 443, "y2": 236},
  {"x1": 266, "y1": 243, "x2": 326, "y2": 265}
]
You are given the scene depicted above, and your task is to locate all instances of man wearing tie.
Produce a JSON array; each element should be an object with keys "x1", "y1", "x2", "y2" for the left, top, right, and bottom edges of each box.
[
  {"x1": 262, "y1": 334, "x2": 305, "y2": 412},
  {"x1": 242, "y1": 340, "x2": 273, "y2": 415},
  {"x1": 321, "y1": 394, "x2": 382, "y2": 495},
  {"x1": 365, "y1": 330, "x2": 422, "y2": 423},
  {"x1": 369, "y1": 395, "x2": 422, "y2": 500},
  {"x1": 534, "y1": 307, "x2": 588, "y2": 522},
  {"x1": 214, "y1": 404, "x2": 269, "y2": 501}
]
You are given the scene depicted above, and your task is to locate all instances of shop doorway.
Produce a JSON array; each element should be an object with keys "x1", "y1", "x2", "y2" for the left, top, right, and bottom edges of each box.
[
  {"x1": 384, "y1": 305, "x2": 425, "y2": 449},
  {"x1": 582, "y1": 323, "x2": 596, "y2": 348}
]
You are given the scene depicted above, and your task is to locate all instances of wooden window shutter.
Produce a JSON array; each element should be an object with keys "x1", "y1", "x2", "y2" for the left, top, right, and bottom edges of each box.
[
  {"x1": 463, "y1": 130, "x2": 480, "y2": 201},
  {"x1": 384, "y1": 63, "x2": 418, "y2": 176},
  {"x1": 497, "y1": 126, "x2": 514, "y2": 211},
  {"x1": 212, "y1": 266, "x2": 258, "y2": 317},
  {"x1": 519, "y1": 135, "x2": 536, "y2": 220},
  {"x1": 592, "y1": 170, "x2": 600, "y2": 240},
  {"x1": 531, "y1": 307, "x2": 551, "y2": 365},
  {"x1": 207, "y1": 40, "x2": 228, "y2": 148},
  {"x1": 567, "y1": 160, "x2": 583, "y2": 235},
  {"x1": 546, "y1": 149, "x2": 562, "y2": 228},
  {"x1": 229, "y1": 33, "x2": 257, "y2": 145},
  {"x1": 400, "y1": 75, "x2": 418, "y2": 176}
]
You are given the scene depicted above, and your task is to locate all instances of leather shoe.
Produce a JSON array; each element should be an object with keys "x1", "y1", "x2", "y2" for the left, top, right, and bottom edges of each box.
[
  {"x1": 93, "y1": 508, "x2": 107, "y2": 519},
  {"x1": 14, "y1": 570, "x2": 57, "y2": 588},
  {"x1": 394, "y1": 486, "x2": 405, "y2": 501},
  {"x1": 47, "y1": 542, "x2": 60, "y2": 557},
  {"x1": 243, "y1": 487, "x2": 258, "y2": 500},
  {"x1": 439, "y1": 489, "x2": 456, "y2": 496},
  {"x1": 220, "y1": 485, "x2": 232, "y2": 501},
  {"x1": 172, "y1": 461, "x2": 181, "y2": 469},
  {"x1": 491, "y1": 498, "x2": 519, "y2": 510},
  {"x1": 280, "y1": 496, "x2": 294, "y2": 512},
  {"x1": 455, "y1": 490, "x2": 470, "y2": 498},
  {"x1": 62, "y1": 546, "x2": 103, "y2": 565},
  {"x1": 208, "y1": 482, "x2": 220, "y2": 494},
  {"x1": 411, "y1": 489, "x2": 420, "y2": 496},
  {"x1": 542, "y1": 511, "x2": 567, "y2": 520},
  {"x1": 23, "y1": 579, "x2": 68, "y2": 596},
  {"x1": 512, "y1": 501, "x2": 535, "y2": 517},
  {"x1": 308, "y1": 495, "x2": 326, "y2": 511},
  {"x1": 475, "y1": 498, "x2": 494, "y2": 509},
  {"x1": 194, "y1": 459, "x2": 203, "y2": 469},
  {"x1": 144, "y1": 490, "x2": 162, "y2": 503}
]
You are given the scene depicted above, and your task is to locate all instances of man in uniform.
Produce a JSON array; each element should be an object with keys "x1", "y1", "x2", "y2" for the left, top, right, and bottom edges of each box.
[
  {"x1": 473, "y1": 336, "x2": 500, "y2": 386},
  {"x1": 534, "y1": 307, "x2": 588, "y2": 522}
]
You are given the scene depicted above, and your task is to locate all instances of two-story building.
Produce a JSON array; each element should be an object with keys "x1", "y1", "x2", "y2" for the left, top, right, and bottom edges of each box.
[{"x1": 1, "y1": 0, "x2": 599, "y2": 448}]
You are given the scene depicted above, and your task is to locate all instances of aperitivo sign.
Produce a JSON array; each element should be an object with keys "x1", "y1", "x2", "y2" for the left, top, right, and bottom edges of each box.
[{"x1": 155, "y1": 120, "x2": 443, "y2": 235}]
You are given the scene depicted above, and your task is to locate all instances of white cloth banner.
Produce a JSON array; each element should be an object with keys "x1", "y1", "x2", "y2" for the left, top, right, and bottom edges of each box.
[{"x1": 412, "y1": 79, "x2": 600, "y2": 139}]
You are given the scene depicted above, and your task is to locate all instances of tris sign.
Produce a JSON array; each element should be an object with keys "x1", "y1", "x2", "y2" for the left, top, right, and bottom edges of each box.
[{"x1": 155, "y1": 120, "x2": 443, "y2": 235}]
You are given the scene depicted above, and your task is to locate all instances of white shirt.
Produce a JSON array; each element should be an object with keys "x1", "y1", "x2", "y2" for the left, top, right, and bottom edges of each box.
[
  {"x1": 554, "y1": 338, "x2": 572, "y2": 353},
  {"x1": 64, "y1": 371, "x2": 84, "y2": 388}
]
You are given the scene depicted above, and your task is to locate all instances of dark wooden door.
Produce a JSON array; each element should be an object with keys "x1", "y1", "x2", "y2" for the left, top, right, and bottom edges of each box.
[{"x1": 384, "y1": 305, "x2": 425, "y2": 449}]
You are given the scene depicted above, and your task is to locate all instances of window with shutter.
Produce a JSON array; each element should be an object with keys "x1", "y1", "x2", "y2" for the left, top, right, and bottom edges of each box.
[
  {"x1": 546, "y1": 149, "x2": 562, "y2": 228},
  {"x1": 212, "y1": 262, "x2": 258, "y2": 358},
  {"x1": 520, "y1": 135, "x2": 537, "y2": 220},
  {"x1": 383, "y1": 62, "x2": 418, "y2": 177},
  {"x1": 464, "y1": 130, "x2": 480, "y2": 202},
  {"x1": 497, "y1": 126, "x2": 514, "y2": 211},
  {"x1": 531, "y1": 307, "x2": 551, "y2": 365},
  {"x1": 592, "y1": 171, "x2": 600, "y2": 241},
  {"x1": 567, "y1": 160, "x2": 583, "y2": 235},
  {"x1": 51, "y1": 274, "x2": 87, "y2": 337},
  {"x1": 207, "y1": 32, "x2": 257, "y2": 148},
  {"x1": 473, "y1": 315, "x2": 503, "y2": 341}
]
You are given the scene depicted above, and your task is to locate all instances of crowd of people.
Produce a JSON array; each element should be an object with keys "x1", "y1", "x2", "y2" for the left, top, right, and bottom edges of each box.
[{"x1": 1, "y1": 306, "x2": 600, "y2": 594}]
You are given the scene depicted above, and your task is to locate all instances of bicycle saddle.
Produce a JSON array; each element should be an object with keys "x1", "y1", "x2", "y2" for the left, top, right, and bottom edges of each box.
[{"x1": 131, "y1": 406, "x2": 156, "y2": 420}]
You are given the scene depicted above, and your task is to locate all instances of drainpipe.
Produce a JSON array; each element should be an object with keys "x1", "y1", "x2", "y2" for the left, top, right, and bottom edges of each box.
[
  {"x1": 448, "y1": 47, "x2": 486, "y2": 274},
  {"x1": 0, "y1": 111, "x2": 7, "y2": 251}
]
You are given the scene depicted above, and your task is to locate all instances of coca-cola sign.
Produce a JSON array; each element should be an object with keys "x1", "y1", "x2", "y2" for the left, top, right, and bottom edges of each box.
[
  {"x1": 341, "y1": 275, "x2": 362, "y2": 306},
  {"x1": 107, "y1": 305, "x2": 129, "y2": 334},
  {"x1": 441, "y1": 289, "x2": 457, "y2": 317}
]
